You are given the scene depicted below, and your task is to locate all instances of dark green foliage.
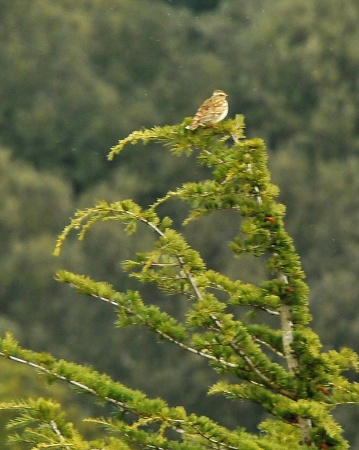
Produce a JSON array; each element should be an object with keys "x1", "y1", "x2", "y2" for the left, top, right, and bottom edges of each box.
[
  {"x1": 156, "y1": 0, "x2": 221, "y2": 12},
  {"x1": 2, "y1": 0, "x2": 359, "y2": 193}
]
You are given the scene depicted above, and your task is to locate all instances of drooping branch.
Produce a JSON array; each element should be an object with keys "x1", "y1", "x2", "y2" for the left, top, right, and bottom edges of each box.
[
  {"x1": 0, "y1": 341, "x2": 271, "y2": 450},
  {"x1": 57, "y1": 274, "x2": 239, "y2": 371}
]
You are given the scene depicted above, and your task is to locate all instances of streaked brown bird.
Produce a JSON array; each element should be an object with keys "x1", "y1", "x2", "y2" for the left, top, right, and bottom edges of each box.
[{"x1": 186, "y1": 90, "x2": 229, "y2": 131}]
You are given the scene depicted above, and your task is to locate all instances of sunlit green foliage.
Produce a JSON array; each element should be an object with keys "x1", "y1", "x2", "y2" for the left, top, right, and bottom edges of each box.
[{"x1": 2, "y1": 117, "x2": 359, "y2": 448}]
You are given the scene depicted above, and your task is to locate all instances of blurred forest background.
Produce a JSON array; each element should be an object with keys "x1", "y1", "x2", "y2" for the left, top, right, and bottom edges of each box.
[{"x1": 1, "y1": 0, "x2": 359, "y2": 446}]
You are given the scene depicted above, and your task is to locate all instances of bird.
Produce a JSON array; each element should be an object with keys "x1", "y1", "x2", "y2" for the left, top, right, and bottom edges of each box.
[{"x1": 185, "y1": 90, "x2": 229, "y2": 131}]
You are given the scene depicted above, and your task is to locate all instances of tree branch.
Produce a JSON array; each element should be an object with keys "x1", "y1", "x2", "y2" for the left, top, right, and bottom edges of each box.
[
  {"x1": 278, "y1": 273, "x2": 312, "y2": 444},
  {"x1": 50, "y1": 420, "x2": 71, "y2": 450},
  {"x1": 68, "y1": 285, "x2": 239, "y2": 370},
  {"x1": 0, "y1": 351, "x2": 255, "y2": 450}
]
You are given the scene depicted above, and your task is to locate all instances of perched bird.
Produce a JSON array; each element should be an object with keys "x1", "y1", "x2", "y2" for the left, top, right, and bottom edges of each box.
[{"x1": 186, "y1": 90, "x2": 228, "y2": 131}]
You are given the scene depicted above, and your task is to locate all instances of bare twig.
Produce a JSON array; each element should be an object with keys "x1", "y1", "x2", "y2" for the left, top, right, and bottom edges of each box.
[{"x1": 50, "y1": 420, "x2": 71, "y2": 450}]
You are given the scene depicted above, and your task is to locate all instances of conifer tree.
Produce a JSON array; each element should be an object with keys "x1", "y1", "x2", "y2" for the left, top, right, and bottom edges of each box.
[{"x1": 1, "y1": 115, "x2": 359, "y2": 449}]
